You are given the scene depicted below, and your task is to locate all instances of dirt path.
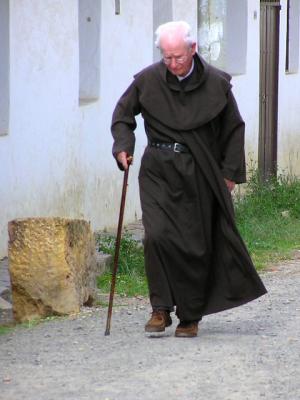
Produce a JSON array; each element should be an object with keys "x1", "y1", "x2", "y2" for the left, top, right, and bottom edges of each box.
[{"x1": 1, "y1": 260, "x2": 300, "y2": 400}]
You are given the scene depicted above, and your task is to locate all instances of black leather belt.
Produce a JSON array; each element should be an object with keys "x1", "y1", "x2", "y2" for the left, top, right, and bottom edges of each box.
[{"x1": 150, "y1": 142, "x2": 190, "y2": 153}]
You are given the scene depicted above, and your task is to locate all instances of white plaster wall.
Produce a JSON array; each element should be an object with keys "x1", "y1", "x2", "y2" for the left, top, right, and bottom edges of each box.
[
  {"x1": 231, "y1": 0, "x2": 260, "y2": 166},
  {"x1": 0, "y1": 0, "x2": 80, "y2": 257},
  {"x1": 172, "y1": 0, "x2": 198, "y2": 39},
  {"x1": 153, "y1": 0, "x2": 173, "y2": 62},
  {"x1": 1, "y1": 0, "x2": 300, "y2": 258},
  {"x1": 197, "y1": 0, "x2": 227, "y2": 68},
  {"x1": 233, "y1": 0, "x2": 300, "y2": 176},
  {"x1": 0, "y1": 0, "x2": 153, "y2": 257},
  {"x1": 79, "y1": 0, "x2": 101, "y2": 100},
  {"x1": 78, "y1": 0, "x2": 152, "y2": 232},
  {"x1": 277, "y1": 1, "x2": 300, "y2": 175},
  {"x1": 0, "y1": 0, "x2": 9, "y2": 136}
]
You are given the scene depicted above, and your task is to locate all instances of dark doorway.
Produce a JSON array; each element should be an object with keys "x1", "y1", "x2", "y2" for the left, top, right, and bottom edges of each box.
[{"x1": 259, "y1": 1, "x2": 281, "y2": 181}]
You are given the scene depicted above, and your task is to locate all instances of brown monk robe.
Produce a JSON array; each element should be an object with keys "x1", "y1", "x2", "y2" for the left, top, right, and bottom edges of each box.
[{"x1": 111, "y1": 52, "x2": 267, "y2": 328}]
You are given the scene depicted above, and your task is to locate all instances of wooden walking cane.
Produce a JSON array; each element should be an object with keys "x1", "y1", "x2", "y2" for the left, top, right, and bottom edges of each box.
[{"x1": 105, "y1": 157, "x2": 133, "y2": 336}]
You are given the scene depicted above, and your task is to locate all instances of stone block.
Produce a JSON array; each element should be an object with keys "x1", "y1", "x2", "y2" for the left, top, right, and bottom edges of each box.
[{"x1": 8, "y1": 218, "x2": 98, "y2": 323}]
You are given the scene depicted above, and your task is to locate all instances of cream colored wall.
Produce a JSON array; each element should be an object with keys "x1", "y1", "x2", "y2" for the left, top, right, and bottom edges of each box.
[
  {"x1": 78, "y1": 0, "x2": 152, "y2": 233},
  {"x1": 0, "y1": 0, "x2": 152, "y2": 257},
  {"x1": 1, "y1": 0, "x2": 300, "y2": 258},
  {"x1": 0, "y1": 0, "x2": 81, "y2": 258}
]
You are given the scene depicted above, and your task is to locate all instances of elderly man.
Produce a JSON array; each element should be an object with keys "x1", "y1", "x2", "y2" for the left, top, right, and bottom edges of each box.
[{"x1": 111, "y1": 21, "x2": 266, "y2": 338}]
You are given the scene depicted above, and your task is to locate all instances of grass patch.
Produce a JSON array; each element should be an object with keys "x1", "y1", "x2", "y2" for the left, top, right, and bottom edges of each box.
[
  {"x1": 96, "y1": 233, "x2": 145, "y2": 275},
  {"x1": 97, "y1": 271, "x2": 148, "y2": 297},
  {"x1": 0, "y1": 325, "x2": 14, "y2": 335},
  {"x1": 96, "y1": 233, "x2": 148, "y2": 297},
  {"x1": 96, "y1": 171, "x2": 300, "y2": 296},
  {"x1": 235, "y1": 171, "x2": 300, "y2": 268}
]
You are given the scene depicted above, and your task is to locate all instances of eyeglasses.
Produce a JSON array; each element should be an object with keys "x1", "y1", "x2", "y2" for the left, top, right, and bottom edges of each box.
[{"x1": 162, "y1": 54, "x2": 189, "y2": 65}]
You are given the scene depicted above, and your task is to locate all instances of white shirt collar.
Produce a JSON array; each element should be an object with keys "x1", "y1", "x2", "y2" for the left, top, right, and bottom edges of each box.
[{"x1": 177, "y1": 59, "x2": 195, "y2": 81}]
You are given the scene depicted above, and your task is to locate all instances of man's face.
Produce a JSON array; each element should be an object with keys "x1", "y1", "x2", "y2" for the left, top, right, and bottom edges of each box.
[{"x1": 160, "y1": 37, "x2": 196, "y2": 77}]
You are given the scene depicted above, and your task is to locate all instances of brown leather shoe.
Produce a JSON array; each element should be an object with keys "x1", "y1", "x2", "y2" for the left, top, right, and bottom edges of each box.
[
  {"x1": 145, "y1": 310, "x2": 172, "y2": 333},
  {"x1": 175, "y1": 321, "x2": 199, "y2": 338}
]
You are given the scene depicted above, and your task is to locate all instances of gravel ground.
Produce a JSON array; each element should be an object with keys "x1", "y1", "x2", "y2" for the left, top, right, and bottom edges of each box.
[{"x1": 0, "y1": 260, "x2": 300, "y2": 400}]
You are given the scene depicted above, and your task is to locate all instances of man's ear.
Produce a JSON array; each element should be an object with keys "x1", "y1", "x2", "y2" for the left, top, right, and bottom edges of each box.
[{"x1": 191, "y1": 42, "x2": 197, "y2": 56}]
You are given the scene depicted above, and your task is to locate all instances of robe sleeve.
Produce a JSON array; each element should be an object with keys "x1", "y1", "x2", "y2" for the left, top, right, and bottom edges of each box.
[
  {"x1": 111, "y1": 80, "x2": 141, "y2": 169},
  {"x1": 219, "y1": 90, "x2": 246, "y2": 184}
]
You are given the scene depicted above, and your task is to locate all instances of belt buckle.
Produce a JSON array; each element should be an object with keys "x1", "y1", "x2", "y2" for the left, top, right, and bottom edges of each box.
[{"x1": 173, "y1": 143, "x2": 181, "y2": 153}]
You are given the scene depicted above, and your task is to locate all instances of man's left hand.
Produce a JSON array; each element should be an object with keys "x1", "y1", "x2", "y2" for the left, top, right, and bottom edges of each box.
[{"x1": 224, "y1": 179, "x2": 235, "y2": 192}]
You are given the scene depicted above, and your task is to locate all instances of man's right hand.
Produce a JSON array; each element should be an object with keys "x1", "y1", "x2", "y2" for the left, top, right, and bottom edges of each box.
[{"x1": 116, "y1": 151, "x2": 130, "y2": 170}]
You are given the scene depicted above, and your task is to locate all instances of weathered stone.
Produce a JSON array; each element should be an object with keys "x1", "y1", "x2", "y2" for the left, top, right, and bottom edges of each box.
[{"x1": 8, "y1": 218, "x2": 98, "y2": 322}]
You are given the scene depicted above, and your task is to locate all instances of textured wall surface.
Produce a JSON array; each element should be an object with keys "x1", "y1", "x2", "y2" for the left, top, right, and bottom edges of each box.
[
  {"x1": 1, "y1": 0, "x2": 300, "y2": 259},
  {"x1": 8, "y1": 218, "x2": 97, "y2": 323}
]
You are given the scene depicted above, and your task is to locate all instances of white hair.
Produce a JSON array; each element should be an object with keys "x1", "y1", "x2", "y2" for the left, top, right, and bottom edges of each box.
[{"x1": 155, "y1": 21, "x2": 195, "y2": 48}]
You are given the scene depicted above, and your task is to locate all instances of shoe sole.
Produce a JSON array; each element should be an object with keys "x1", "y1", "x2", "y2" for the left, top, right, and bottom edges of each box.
[
  {"x1": 175, "y1": 332, "x2": 198, "y2": 338},
  {"x1": 145, "y1": 323, "x2": 171, "y2": 333},
  {"x1": 145, "y1": 324, "x2": 172, "y2": 338},
  {"x1": 145, "y1": 331, "x2": 168, "y2": 338}
]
